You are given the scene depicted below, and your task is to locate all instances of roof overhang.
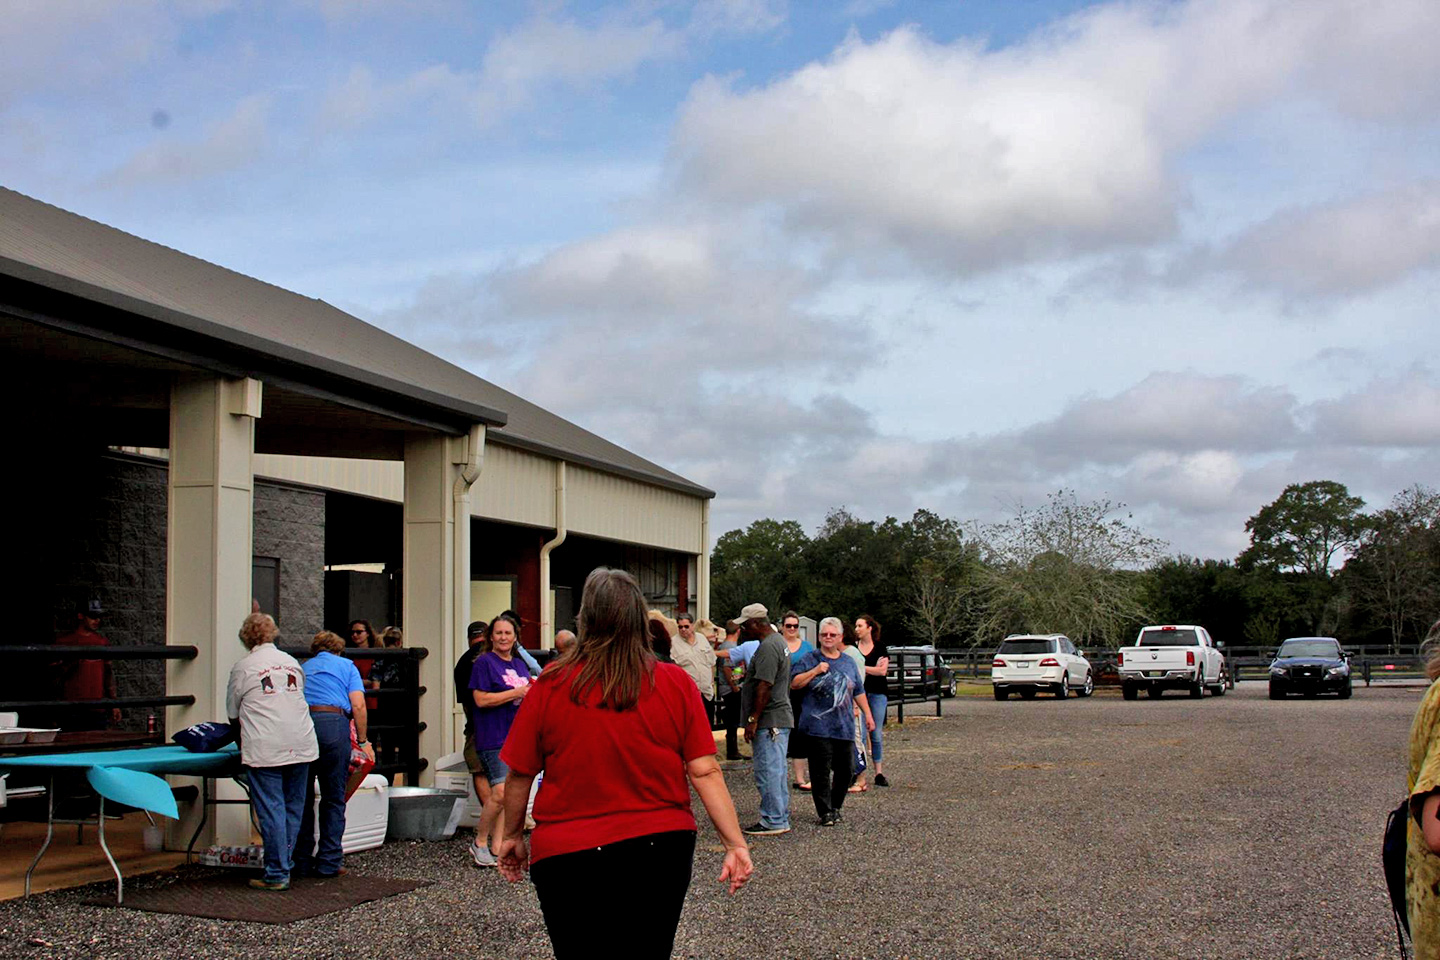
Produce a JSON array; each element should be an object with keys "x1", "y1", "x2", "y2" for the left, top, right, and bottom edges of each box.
[{"x1": 1, "y1": 256, "x2": 507, "y2": 437}]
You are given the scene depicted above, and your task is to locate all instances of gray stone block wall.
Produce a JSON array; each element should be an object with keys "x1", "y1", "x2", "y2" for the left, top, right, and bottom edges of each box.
[
  {"x1": 46, "y1": 455, "x2": 325, "y2": 730},
  {"x1": 54, "y1": 456, "x2": 169, "y2": 726},
  {"x1": 253, "y1": 482, "x2": 326, "y2": 641}
]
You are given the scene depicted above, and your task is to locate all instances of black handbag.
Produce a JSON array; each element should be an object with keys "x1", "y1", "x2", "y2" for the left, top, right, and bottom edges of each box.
[{"x1": 1384, "y1": 796, "x2": 1412, "y2": 959}]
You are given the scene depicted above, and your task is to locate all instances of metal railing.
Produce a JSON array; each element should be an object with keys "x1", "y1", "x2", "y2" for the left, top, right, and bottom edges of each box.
[
  {"x1": 0, "y1": 644, "x2": 199, "y2": 717},
  {"x1": 281, "y1": 646, "x2": 429, "y2": 785},
  {"x1": 890, "y1": 650, "x2": 943, "y2": 723}
]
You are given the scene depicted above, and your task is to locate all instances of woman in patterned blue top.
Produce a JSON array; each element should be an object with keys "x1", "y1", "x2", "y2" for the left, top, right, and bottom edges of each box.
[{"x1": 790, "y1": 617, "x2": 875, "y2": 826}]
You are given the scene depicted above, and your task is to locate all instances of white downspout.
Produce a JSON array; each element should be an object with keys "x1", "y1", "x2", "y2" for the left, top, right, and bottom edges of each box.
[
  {"x1": 539, "y1": 461, "x2": 568, "y2": 650},
  {"x1": 698, "y1": 498, "x2": 711, "y2": 623},
  {"x1": 451, "y1": 424, "x2": 485, "y2": 749}
]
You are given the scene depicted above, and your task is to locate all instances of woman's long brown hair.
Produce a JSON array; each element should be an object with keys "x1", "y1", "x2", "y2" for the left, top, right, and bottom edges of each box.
[{"x1": 546, "y1": 567, "x2": 655, "y2": 710}]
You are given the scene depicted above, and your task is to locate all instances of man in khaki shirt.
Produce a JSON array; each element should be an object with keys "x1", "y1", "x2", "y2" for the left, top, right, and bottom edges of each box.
[{"x1": 670, "y1": 613, "x2": 716, "y2": 708}]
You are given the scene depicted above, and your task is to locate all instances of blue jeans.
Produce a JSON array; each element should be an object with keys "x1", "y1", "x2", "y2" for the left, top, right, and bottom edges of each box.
[
  {"x1": 867, "y1": 693, "x2": 887, "y2": 764},
  {"x1": 247, "y1": 762, "x2": 310, "y2": 884},
  {"x1": 751, "y1": 726, "x2": 791, "y2": 829},
  {"x1": 294, "y1": 712, "x2": 350, "y2": 876}
]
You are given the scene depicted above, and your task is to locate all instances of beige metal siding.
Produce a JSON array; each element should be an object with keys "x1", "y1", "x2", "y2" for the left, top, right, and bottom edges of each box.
[
  {"x1": 567, "y1": 465, "x2": 704, "y2": 554},
  {"x1": 472, "y1": 444, "x2": 556, "y2": 528},
  {"x1": 254, "y1": 448, "x2": 704, "y2": 552},
  {"x1": 254, "y1": 453, "x2": 404, "y2": 502}
]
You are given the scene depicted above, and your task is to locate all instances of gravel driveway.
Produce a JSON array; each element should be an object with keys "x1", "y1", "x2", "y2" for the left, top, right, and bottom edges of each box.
[{"x1": 0, "y1": 682, "x2": 1420, "y2": 958}]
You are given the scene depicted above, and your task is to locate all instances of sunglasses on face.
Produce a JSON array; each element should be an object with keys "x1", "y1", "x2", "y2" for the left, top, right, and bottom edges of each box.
[{"x1": 783, "y1": 623, "x2": 799, "y2": 629}]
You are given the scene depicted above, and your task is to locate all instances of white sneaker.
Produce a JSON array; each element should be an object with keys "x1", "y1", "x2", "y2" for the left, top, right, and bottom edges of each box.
[{"x1": 470, "y1": 842, "x2": 497, "y2": 867}]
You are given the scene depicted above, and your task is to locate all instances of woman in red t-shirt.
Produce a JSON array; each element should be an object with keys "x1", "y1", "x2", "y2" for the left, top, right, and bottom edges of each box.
[{"x1": 497, "y1": 567, "x2": 752, "y2": 958}]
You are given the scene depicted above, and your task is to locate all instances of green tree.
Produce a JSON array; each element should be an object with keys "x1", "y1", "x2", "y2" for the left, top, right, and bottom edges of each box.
[
  {"x1": 1239, "y1": 481, "x2": 1365, "y2": 633},
  {"x1": 1340, "y1": 485, "x2": 1440, "y2": 650},
  {"x1": 709, "y1": 519, "x2": 809, "y2": 619},
  {"x1": 1240, "y1": 480, "x2": 1365, "y2": 576},
  {"x1": 967, "y1": 490, "x2": 1165, "y2": 648},
  {"x1": 1142, "y1": 557, "x2": 1250, "y2": 645}
]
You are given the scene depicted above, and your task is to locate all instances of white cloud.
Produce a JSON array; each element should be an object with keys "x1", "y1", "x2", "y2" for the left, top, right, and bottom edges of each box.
[
  {"x1": 1310, "y1": 370, "x2": 1440, "y2": 446},
  {"x1": 668, "y1": 1, "x2": 1440, "y2": 274},
  {"x1": 1025, "y1": 373, "x2": 1301, "y2": 460},
  {"x1": 103, "y1": 94, "x2": 269, "y2": 186},
  {"x1": 1190, "y1": 182, "x2": 1440, "y2": 298},
  {"x1": 688, "y1": 0, "x2": 788, "y2": 36},
  {"x1": 319, "y1": 15, "x2": 684, "y2": 132},
  {"x1": 0, "y1": 0, "x2": 217, "y2": 107}
]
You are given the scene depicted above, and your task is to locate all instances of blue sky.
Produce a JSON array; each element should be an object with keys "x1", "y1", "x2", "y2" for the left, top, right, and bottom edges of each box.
[{"x1": 6, "y1": 0, "x2": 1440, "y2": 559}]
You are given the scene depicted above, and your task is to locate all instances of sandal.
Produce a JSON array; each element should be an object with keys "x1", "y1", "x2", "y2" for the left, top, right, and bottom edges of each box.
[
  {"x1": 793, "y1": 781, "x2": 812, "y2": 791},
  {"x1": 847, "y1": 782, "x2": 869, "y2": 793}
]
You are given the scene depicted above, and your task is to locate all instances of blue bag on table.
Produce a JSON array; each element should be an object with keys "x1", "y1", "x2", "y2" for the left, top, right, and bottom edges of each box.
[{"x1": 172, "y1": 721, "x2": 235, "y2": 753}]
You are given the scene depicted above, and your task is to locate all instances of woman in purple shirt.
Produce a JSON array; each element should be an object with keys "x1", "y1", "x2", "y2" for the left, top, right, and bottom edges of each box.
[{"x1": 468, "y1": 614, "x2": 532, "y2": 868}]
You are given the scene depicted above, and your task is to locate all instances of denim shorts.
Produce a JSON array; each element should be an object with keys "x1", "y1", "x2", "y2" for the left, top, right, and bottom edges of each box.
[{"x1": 478, "y1": 747, "x2": 509, "y2": 786}]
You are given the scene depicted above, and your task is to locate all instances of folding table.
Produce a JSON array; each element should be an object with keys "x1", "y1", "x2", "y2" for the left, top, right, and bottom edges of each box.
[{"x1": 0, "y1": 744, "x2": 242, "y2": 902}]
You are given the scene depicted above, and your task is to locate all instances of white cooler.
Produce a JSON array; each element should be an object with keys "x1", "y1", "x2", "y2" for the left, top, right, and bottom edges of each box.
[
  {"x1": 434, "y1": 751, "x2": 481, "y2": 828},
  {"x1": 311, "y1": 773, "x2": 390, "y2": 854}
]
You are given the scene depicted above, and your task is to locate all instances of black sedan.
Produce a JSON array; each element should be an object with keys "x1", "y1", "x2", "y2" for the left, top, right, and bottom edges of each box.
[{"x1": 1268, "y1": 637, "x2": 1352, "y2": 699}]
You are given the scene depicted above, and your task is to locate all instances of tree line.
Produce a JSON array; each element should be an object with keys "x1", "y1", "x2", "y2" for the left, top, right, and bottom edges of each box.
[{"x1": 709, "y1": 482, "x2": 1440, "y2": 652}]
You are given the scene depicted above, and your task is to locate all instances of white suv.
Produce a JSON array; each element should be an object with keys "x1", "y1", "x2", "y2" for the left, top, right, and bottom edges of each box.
[{"x1": 991, "y1": 634, "x2": 1094, "y2": 700}]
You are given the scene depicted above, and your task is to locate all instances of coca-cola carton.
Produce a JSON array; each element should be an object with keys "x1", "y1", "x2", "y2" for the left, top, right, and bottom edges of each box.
[{"x1": 197, "y1": 844, "x2": 264, "y2": 868}]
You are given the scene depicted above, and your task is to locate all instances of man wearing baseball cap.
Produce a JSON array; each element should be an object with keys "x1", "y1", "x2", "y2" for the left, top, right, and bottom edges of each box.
[
  {"x1": 55, "y1": 597, "x2": 120, "y2": 730},
  {"x1": 737, "y1": 603, "x2": 793, "y2": 835}
]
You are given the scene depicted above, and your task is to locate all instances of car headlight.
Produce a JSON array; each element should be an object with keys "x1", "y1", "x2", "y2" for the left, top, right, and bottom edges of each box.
[{"x1": 1270, "y1": 666, "x2": 1287, "y2": 675}]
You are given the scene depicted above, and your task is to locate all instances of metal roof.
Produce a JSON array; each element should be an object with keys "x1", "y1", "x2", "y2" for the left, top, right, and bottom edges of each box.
[{"x1": 0, "y1": 187, "x2": 713, "y2": 499}]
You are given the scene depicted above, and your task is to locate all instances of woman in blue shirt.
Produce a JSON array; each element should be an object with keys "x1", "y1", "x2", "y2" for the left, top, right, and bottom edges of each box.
[
  {"x1": 790, "y1": 617, "x2": 874, "y2": 826},
  {"x1": 295, "y1": 631, "x2": 373, "y2": 878}
]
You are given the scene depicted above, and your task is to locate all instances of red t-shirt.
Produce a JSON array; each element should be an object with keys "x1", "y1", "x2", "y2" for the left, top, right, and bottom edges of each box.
[
  {"x1": 55, "y1": 630, "x2": 111, "y2": 701},
  {"x1": 500, "y1": 660, "x2": 715, "y2": 864}
]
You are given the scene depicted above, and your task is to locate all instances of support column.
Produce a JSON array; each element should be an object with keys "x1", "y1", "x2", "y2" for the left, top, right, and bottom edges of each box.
[
  {"x1": 698, "y1": 499, "x2": 711, "y2": 623},
  {"x1": 165, "y1": 376, "x2": 261, "y2": 847},
  {"x1": 404, "y1": 432, "x2": 476, "y2": 782}
]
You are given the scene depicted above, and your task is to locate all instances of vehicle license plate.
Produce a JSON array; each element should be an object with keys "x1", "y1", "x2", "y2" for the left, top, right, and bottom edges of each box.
[
  {"x1": 1147, "y1": 671, "x2": 1163, "y2": 678},
  {"x1": 1015, "y1": 661, "x2": 1031, "y2": 669}
]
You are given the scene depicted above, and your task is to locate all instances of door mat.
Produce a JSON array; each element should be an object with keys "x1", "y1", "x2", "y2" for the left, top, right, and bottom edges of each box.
[{"x1": 84, "y1": 873, "x2": 430, "y2": 924}]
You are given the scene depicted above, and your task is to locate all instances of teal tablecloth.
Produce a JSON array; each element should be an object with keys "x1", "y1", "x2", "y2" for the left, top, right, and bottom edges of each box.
[{"x1": 0, "y1": 745, "x2": 241, "y2": 818}]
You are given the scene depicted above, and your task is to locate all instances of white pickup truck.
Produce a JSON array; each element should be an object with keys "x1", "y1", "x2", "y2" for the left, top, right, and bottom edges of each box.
[{"x1": 1117, "y1": 624, "x2": 1228, "y2": 700}]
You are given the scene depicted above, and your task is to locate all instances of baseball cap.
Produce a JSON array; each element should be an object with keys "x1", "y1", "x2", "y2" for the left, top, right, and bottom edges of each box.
[
  {"x1": 83, "y1": 598, "x2": 105, "y2": 617},
  {"x1": 735, "y1": 602, "x2": 768, "y2": 622}
]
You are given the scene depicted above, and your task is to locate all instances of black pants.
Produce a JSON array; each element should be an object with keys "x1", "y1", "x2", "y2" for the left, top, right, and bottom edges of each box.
[
  {"x1": 719, "y1": 691, "x2": 742, "y2": 758},
  {"x1": 531, "y1": 829, "x2": 696, "y2": 959},
  {"x1": 806, "y1": 736, "x2": 854, "y2": 819}
]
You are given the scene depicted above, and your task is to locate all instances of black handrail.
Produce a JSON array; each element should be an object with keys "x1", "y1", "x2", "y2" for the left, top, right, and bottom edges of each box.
[
  {"x1": 0, "y1": 696, "x2": 195, "y2": 711},
  {"x1": 0, "y1": 645, "x2": 199, "y2": 660}
]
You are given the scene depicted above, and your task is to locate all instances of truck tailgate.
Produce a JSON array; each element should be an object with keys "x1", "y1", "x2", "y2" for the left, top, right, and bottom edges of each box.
[{"x1": 1121, "y1": 647, "x2": 1192, "y2": 674}]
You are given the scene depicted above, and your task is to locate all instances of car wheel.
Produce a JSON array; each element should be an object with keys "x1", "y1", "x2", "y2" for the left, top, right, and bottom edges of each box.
[
  {"x1": 1269, "y1": 682, "x2": 1283, "y2": 700},
  {"x1": 1338, "y1": 681, "x2": 1352, "y2": 699},
  {"x1": 945, "y1": 677, "x2": 957, "y2": 698},
  {"x1": 1056, "y1": 673, "x2": 1070, "y2": 699},
  {"x1": 1189, "y1": 674, "x2": 1204, "y2": 698},
  {"x1": 1081, "y1": 671, "x2": 1095, "y2": 697},
  {"x1": 1019, "y1": 687, "x2": 1037, "y2": 700},
  {"x1": 1122, "y1": 682, "x2": 1138, "y2": 701},
  {"x1": 1212, "y1": 668, "x2": 1227, "y2": 696},
  {"x1": 993, "y1": 686, "x2": 1009, "y2": 701},
  {"x1": 1146, "y1": 685, "x2": 1163, "y2": 699}
]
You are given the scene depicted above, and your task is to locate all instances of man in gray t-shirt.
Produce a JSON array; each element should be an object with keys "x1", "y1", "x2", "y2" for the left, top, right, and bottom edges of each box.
[{"x1": 738, "y1": 605, "x2": 793, "y2": 834}]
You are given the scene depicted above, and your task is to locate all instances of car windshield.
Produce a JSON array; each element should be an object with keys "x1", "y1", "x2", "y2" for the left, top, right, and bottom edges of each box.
[
  {"x1": 1139, "y1": 629, "x2": 1198, "y2": 646},
  {"x1": 1277, "y1": 639, "x2": 1341, "y2": 658},
  {"x1": 998, "y1": 639, "x2": 1053, "y2": 655}
]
